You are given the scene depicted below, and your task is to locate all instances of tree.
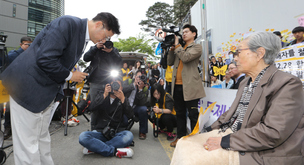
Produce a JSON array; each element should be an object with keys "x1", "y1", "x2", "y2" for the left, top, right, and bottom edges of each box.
[
  {"x1": 173, "y1": 0, "x2": 198, "y2": 25},
  {"x1": 139, "y1": 2, "x2": 174, "y2": 33},
  {"x1": 113, "y1": 34, "x2": 160, "y2": 62}
]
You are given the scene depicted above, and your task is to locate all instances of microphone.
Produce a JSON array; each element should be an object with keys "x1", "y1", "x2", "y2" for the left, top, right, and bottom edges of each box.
[{"x1": 70, "y1": 66, "x2": 93, "y2": 86}]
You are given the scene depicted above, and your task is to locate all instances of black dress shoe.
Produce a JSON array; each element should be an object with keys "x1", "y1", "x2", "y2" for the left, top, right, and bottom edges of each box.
[{"x1": 4, "y1": 127, "x2": 12, "y2": 140}]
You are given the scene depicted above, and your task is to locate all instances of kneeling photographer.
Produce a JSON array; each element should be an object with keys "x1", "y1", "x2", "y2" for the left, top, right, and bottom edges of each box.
[
  {"x1": 123, "y1": 70, "x2": 149, "y2": 140},
  {"x1": 78, "y1": 77, "x2": 134, "y2": 158},
  {"x1": 83, "y1": 40, "x2": 122, "y2": 104},
  {"x1": 150, "y1": 83, "x2": 177, "y2": 141}
]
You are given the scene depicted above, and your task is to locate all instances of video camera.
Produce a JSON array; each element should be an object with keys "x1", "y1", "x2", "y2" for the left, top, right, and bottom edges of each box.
[
  {"x1": 161, "y1": 26, "x2": 184, "y2": 49},
  {"x1": 0, "y1": 34, "x2": 7, "y2": 44}
]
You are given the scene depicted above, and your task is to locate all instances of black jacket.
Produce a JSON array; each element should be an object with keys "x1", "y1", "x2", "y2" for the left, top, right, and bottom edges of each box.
[
  {"x1": 89, "y1": 92, "x2": 133, "y2": 132},
  {"x1": 230, "y1": 75, "x2": 245, "y2": 89},
  {"x1": 122, "y1": 79, "x2": 149, "y2": 107},
  {"x1": 84, "y1": 45, "x2": 122, "y2": 84}
]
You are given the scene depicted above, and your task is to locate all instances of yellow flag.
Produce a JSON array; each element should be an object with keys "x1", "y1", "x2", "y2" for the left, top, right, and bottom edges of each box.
[{"x1": 184, "y1": 102, "x2": 217, "y2": 138}]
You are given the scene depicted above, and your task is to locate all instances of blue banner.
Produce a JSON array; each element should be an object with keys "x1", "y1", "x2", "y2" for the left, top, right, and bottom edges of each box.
[{"x1": 155, "y1": 42, "x2": 162, "y2": 56}]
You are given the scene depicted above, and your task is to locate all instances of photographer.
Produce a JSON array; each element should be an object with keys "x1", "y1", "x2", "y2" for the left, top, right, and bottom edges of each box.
[
  {"x1": 150, "y1": 83, "x2": 176, "y2": 140},
  {"x1": 167, "y1": 24, "x2": 206, "y2": 147},
  {"x1": 78, "y1": 79, "x2": 134, "y2": 158},
  {"x1": 83, "y1": 40, "x2": 122, "y2": 105},
  {"x1": 122, "y1": 70, "x2": 149, "y2": 140}
]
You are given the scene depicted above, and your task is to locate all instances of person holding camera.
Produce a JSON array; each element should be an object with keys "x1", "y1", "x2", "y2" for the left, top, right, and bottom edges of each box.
[
  {"x1": 167, "y1": 24, "x2": 206, "y2": 147},
  {"x1": 83, "y1": 39, "x2": 122, "y2": 105},
  {"x1": 150, "y1": 83, "x2": 176, "y2": 140},
  {"x1": 1, "y1": 12, "x2": 121, "y2": 165},
  {"x1": 79, "y1": 79, "x2": 134, "y2": 158},
  {"x1": 123, "y1": 70, "x2": 149, "y2": 140}
]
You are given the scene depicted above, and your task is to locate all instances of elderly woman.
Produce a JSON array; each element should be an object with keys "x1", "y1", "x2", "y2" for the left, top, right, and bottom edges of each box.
[{"x1": 171, "y1": 32, "x2": 304, "y2": 165}]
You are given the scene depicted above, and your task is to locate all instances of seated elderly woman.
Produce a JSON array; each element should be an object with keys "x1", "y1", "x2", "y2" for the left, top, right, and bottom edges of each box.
[{"x1": 170, "y1": 32, "x2": 304, "y2": 165}]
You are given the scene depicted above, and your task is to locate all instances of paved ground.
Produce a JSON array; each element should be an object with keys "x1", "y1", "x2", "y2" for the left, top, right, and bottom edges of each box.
[{"x1": 2, "y1": 115, "x2": 175, "y2": 165}]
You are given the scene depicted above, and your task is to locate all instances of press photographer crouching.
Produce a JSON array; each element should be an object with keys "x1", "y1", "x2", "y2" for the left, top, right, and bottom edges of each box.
[
  {"x1": 123, "y1": 70, "x2": 149, "y2": 140},
  {"x1": 150, "y1": 83, "x2": 177, "y2": 140},
  {"x1": 78, "y1": 74, "x2": 134, "y2": 158}
]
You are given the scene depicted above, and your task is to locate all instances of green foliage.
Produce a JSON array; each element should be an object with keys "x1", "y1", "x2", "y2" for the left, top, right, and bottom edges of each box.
[
  {"x1": 174, "y1": 0, "x2": 198, "y2": 25},
  {"x1": 114, "y1": 34, "x2": 157, "y2": 56},
  {"x1": 139, "y1": 2, "x2": 174, "y2": 32},
  {"x1": 114, "y1": 34, "x2": 160, "y2": 61}
]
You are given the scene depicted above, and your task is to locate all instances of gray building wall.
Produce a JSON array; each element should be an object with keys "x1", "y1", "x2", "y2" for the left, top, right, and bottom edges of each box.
[{"x1": 0, "y1": 0, "x2": 28, "y2": 49}]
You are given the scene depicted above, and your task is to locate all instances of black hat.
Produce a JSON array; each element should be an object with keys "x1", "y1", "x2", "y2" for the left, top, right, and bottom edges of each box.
[{"x1": 292, "y1": 26, "x2": 304, "y2": 33}]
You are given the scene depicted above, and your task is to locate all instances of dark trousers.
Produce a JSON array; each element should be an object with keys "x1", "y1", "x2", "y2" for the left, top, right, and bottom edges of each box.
[
  {"x1": 173, "y1": 85, "x2": 199, "y2": 138},
  {"x1": 166, "y1": 81, "x2": 172, "y2": 95},
  {"x1": 158, "y1": 113, "x2": 177, "y2": 132}
]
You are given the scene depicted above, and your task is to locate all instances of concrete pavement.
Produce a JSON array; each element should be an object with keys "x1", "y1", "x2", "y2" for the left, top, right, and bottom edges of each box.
[{"x1": 3, "y1": 115, "x2": 175, "y2": 165}]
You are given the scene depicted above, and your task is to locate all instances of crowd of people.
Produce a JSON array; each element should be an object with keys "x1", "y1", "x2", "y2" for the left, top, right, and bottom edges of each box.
[
  {"x1": 0, "y1": 10, "x2": 304, "y2": 165},
  {"x1": 209, "y1": 26, "x2": 304, "y2": 90}
]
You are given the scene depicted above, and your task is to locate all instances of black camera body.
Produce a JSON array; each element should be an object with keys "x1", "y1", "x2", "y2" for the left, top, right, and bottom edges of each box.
[
  {"x1": 102, "y1": 126, "x2": 116, "y2": 140},
  {"x1": 161, "y1": 26, "x2": 184, "y2": 49},
  {"x1": 110, "y1": 81, "x2": 120, "y2": 93},
  {"x1": 101, "y1": 41, "x2": 113, "y2": 50},
  {"x1": 139, "y1": 75, "x2": 147, "y2": 83},
  {"x1": 70, "y1": 66, "x2": 93, "y2": 87},
  {"x1": 0, "y1": 34, "x2": 7, "y2": 44},
  {"x1": 148, "y1": 107, "x2": 156, "y2": 122}
]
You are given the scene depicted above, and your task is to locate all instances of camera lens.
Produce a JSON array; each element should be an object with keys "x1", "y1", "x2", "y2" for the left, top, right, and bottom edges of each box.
[{"x1": 111, "y1": 82, "x2": 120, "y2": 91}]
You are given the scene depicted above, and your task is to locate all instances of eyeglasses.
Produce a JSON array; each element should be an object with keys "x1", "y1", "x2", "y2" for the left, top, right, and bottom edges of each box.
[
  {"x1": 228, "y1": 67, "x2": 237, "y2": 71},
  {"x1": 236, "y1": 48, "x2": 250, "y2": 54},
  {"x1": 103, "y1": 28, "x2": 111, "y2": 41}
]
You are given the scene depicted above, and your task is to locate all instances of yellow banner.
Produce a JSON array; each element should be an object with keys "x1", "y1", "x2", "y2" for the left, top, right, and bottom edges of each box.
[{"x1": 0, "y1": 81, "x2": 9, "y2": 103}]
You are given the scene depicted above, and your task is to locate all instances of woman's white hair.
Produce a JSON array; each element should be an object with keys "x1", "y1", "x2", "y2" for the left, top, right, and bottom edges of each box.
[{"x1": 245, "y1": 32, "x2": 282, "y2": 64}]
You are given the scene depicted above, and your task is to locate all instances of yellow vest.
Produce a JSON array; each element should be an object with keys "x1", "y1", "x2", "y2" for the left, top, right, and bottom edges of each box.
[
  {"x1": 165, "y1": 65, "x2": 173, "y2": 83},
  {"x1": 121, "y1": 68, "x2": 130, "y2": 81},
  {"x1": 155, "y1": 93, "x2": 176, "y2": 118}
]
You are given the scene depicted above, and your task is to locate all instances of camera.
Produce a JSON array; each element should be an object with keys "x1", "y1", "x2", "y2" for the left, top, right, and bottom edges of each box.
[
  {"x1": 161, "y1": 26, "x2": 184, "y2": 49},
  {"x1": 148, "y1": 107, "x2": 156, "y2": 123},
  {"x1": 0, "y1": 34, "x2": 7, "y2": 44},
  {"x1": 70, "y1": 66, "x2": 93, "y2": 87},
  {"x1": 109, "y1": 70, "x2": 121, "y2": 93},
  {"x1": 110, "y1": 81, "x2": 120, "y2": 93},
  {"x1": 139, "y1": 75, "x2": 147, "y2": 83},
  {"x1": 101, "y1": 41, "x2": 113, "y2": 49},
  {"x1": 102, "y1": 126, "x2": 116, "y2": 140}
]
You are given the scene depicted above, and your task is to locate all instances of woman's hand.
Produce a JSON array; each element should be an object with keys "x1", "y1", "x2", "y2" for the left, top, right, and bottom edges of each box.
[
  {"x1": 203, "y1": 137, "x2": 222, "y2": 151},
  {"x1": 152, "y1": 106, "x2": 162, "y2": 114}
]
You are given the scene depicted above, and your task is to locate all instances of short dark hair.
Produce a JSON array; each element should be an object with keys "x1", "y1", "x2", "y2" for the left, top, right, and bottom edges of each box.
[
  {"x1": 92, "y1": 12, "x2": 120, "y2": 35},
  {"x1": 20, "y1": 36, "x2": 32, "y2": 43},
  {"x1": 292, "y1": 26, "x2": 304, "y2": 34},
  {"x1": 183, "y1": 24, "x2": 198, "y2": 40},
  {"x1": 273, "y1": 31, "x2": 281, "y2": 36}
]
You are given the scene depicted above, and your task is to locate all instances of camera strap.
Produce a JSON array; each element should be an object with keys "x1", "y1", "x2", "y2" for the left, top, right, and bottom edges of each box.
[{"x1": 105, "y1": 100, "x2": 122, "y2": 131}]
